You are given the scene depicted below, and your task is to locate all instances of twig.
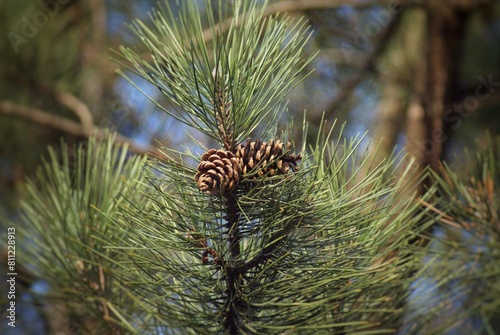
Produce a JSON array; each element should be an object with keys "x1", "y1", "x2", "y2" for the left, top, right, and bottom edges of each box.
[
  {"x1": 1, "y1": 101, "x2": 86, "y2": 136},
  {"x1": 0, "y1": 100, "x2": 154, "y2": 155},
  {"x1": 54, "y1": 91, "x2": 94, "y2": 133},
  {"x1": 417, "y1": 198, "x2": 454, "y2": 221},
  {"x1": 3, "y1": 70, "x2": 95, "y2": 132}
]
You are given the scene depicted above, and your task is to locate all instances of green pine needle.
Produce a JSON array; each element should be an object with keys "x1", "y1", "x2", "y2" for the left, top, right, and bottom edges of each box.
[{"x1": 114, "y1": 0, "x2": 315, "y2": 148}]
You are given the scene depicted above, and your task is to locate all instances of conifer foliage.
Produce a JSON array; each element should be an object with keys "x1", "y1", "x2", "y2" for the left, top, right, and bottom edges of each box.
[
  {"x1": 17, "y1": 133, "x2": 151, "y2": 333},
  {"x1": 407, "y1": 137, "x2": 500, "y2": 334},
  {"x1": 111, "y1": 1, "x2": 432, "y2": 333},
  {"x1": 14, "y1": 1, "x2": 438, "y2": 334}
]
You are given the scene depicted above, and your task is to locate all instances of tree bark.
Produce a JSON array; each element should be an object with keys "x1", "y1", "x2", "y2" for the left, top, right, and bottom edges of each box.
[
  {"x1": 223, "y1": 194, "x2": 245, "y2": 335},
  {"x1": 419, "y1": 1, "x2": 469, "y2": 173}
]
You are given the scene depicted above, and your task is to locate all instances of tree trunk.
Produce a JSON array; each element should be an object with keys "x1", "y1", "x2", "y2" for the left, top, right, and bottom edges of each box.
[{"x1": 405, "y1": 1, "x2": 470, "y2": 190}]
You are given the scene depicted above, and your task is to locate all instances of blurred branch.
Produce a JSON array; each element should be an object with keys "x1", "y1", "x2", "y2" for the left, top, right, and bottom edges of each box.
[
  {"x1": 201, "y1": 0, "x2": 407, "y2": 42},
  {"x1": 1, "y1": 101, "x2": 85, "y2": 136},
  {"x1": 320, "y1": 48, "x2": 366, "y2": 66},
  {"x1": 55, "y1": 91, "x2": 94, "y2": 133},
  {"x1": 82, "y1": 0, "x2": 111, "y2": 110},
  {"x1": 88, "y1": 0, "x2": 107, "y2": 48},
  {"x1": 0, "y1": 100, "x2": 153, "y2": 155},
  {"x1": 318, "y1": 10, "x2": 405, "y2": 121},
  {"x1": 3, "y1": 70, "x2": 94, "y2": 132}
]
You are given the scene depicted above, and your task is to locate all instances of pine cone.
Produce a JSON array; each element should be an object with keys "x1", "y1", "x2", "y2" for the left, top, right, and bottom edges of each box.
[
  {"x1": 195, "y1": 149, "x2": 242, "y2": 195},
  {"x1": 235, "y1": 140, "x2": 301, "y2": 178}
]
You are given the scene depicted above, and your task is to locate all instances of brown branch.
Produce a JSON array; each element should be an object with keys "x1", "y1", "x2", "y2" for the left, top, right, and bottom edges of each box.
[
  {"x1": 201, "y1": 0, "x2": 403, "y2": 43},
  {"x1": 223, "y1": 193, "x2": 244, "y2": 335},
  {"x1": 88, "y1": 0, "x2": 107, "y2": 49},
  {"x1": 1, "y1": 101, "x2": 87, "y2": 136},
  {"x1": 264, "y1": 0, "x2": 389, "y2": 14},
  {"x1": 0, "y1": 100, "x2": 154, "y2": 155},
  {"x1": 82, "y1": 0, "x2": 111, "y2": 112},
  {"x1": 55, "y1": 91, "x2": 94, "y2": 133},
  {"x1": 3, "y1": 70, "x2": 95, "y2": 132}
]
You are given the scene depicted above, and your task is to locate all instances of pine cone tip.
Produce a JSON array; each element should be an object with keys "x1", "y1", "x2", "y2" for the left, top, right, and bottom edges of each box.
[{"x1": 236, "y1": 139, "x2": 301, "y2": 178}]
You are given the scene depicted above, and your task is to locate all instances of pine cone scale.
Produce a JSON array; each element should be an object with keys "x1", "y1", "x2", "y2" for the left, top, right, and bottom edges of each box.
[
  {"x1": 195, "y1": 149, "x2": 242, "y2": 195},
  {"x1": 235, "y1": 139, "x2": 301, "y2": 179},
  {"x1": 196, "y1": 139, "x2": 301, "y2": 195}
]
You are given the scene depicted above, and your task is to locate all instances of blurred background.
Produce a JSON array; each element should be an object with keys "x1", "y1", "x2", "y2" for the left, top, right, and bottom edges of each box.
[{"x1": 1, "y1": 0, "x2": 499, "y2": 334}]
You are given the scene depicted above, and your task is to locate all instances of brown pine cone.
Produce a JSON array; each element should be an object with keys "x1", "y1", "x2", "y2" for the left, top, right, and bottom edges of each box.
[
  {"x1": 195, "y1": 149, "x2": 242, "y2": 195},
  {"x1": 235, "y1": 140, "x2": 301, "y2": 178}
]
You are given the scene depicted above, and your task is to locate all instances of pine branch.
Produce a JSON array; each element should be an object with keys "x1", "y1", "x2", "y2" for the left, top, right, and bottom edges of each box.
[
  {"x1": 77, "y1": 120, "x2": 434, "y2": 333},
  {"x1": 3, "y1": 64, "x2": 94, "y2": 132},
  {"x1": 10, "y1": 1, "x2": 440, "y2": 333},
  {"x1": 55, "y1": 91, "x2": 94, "y2": 133},
  {"x1": 223, "y1": 193, "x2": 244, "y2": 335},
  {"x1": 408, "y1": 136, "x2": 500, "y2": 333},
  {"x1": 225, "y1": 194, "x2": 242, "y2": 260},
  {"x1": 0, "y1": 100, "x2": 153, "y2": 155},
  {"x1": 116, "y1": 0, "x2": 315, "y2": 146},
  {"x1": 0, "y1": 100, "x2": 85, "y2": 136},
  {"x1": 15, "y1": 132, "x2": 152, "y2": 334}
]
